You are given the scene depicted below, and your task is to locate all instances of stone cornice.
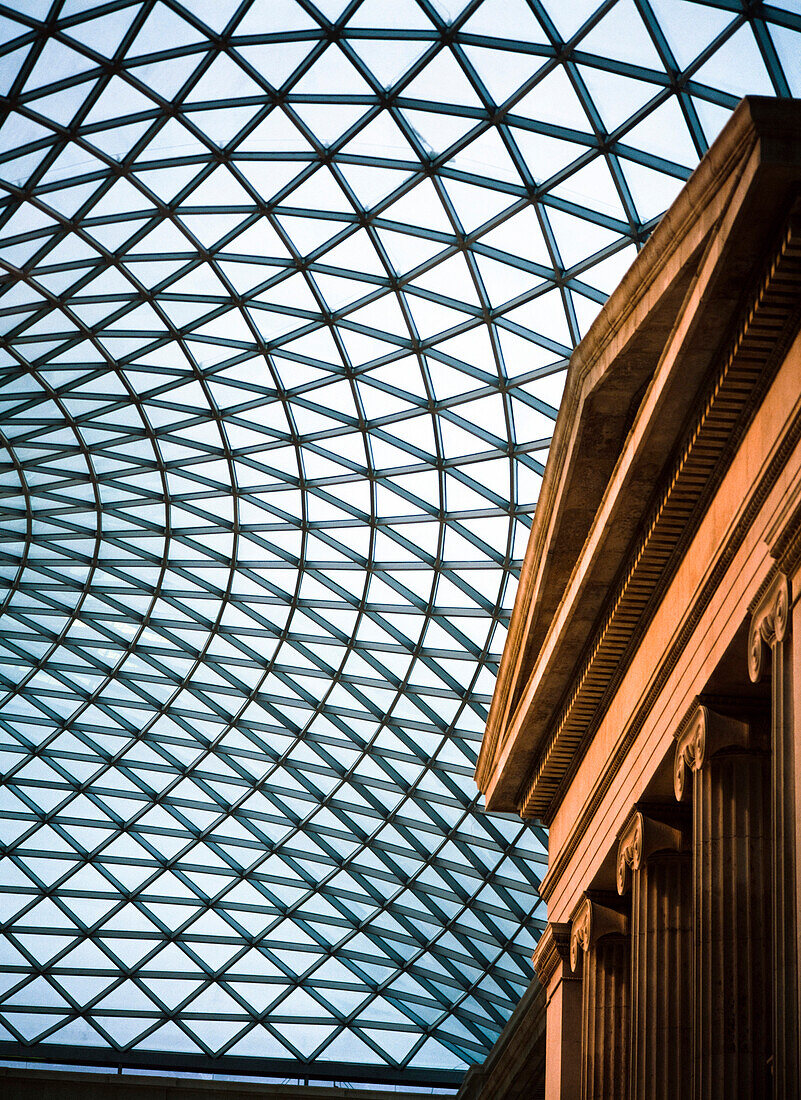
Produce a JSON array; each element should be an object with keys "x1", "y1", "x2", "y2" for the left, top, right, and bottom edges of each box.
[
  {"x1": 522, "y1": 203, "x2": 801, "y2": 821},
  {"x1": 539, "y1": 366, "x2": 801, "y2": 904},
  {"x1": 477, "y1": 97, "x2": 801, "y2": 814},
  {"x1": 477, "y1": 98, "x2": 768, "y2": 806},
  {"x1": 765, "y1": 463, "x2": 801, "y2": 574}
]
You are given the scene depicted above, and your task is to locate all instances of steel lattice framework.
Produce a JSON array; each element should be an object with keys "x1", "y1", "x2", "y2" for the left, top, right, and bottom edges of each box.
[{"x1": 0, "y1": 0, "x2": 799, "y2": 1084}]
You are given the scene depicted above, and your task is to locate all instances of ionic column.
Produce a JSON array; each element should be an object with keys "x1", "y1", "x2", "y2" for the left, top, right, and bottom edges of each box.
[
  {"x1": 617, "y1": 809, "x2": 691, "y2": 1100},
  {"x1": 792, "y1": 578, "x2": 801, "y2": 1063},
  {"x1": 675, "y1": 703, "x2": 771, "y2": 1097},
  {"x1": 532, "y1": 921, "x2": 583, "y2": 1100},
  {"x1": 570, "y1": 894, "x2": 630, "y2": 1100},
  {"x1": 749, "y1": 572, "x2": 799, "y2": 1095}
]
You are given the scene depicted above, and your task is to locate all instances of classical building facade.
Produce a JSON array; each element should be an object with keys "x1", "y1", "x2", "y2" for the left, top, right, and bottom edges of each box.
[{"x1": 477, "y1": 96, "x2": 801, "y2": 1098}]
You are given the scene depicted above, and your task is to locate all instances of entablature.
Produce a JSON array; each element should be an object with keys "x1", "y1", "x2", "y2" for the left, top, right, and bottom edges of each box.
[{"x1": 478, "y1": 97, "x2": 801, "y2": 823}]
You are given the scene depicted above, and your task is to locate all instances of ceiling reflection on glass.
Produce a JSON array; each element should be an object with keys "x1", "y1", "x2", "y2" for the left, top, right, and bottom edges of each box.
[{"x1": 0, "y1": 0, "x2": 799, "y2": 1081}]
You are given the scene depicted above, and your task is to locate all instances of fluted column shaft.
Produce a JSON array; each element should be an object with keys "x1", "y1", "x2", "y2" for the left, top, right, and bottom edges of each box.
[
  {"x1": 581, "y1": 934, "x2": 630, "y2": 1100},
  {"x1": 749, "y1": 573, "x2": 799, "y2": 1095},
  {"x1": 629, "y1": 851, "x2": 693, "y2": 1099},
  {"x1": 675, "y1": 703, "x2": 772, "y2": 1097},
  {"x1": 617, "y1": 810, "x2": 691, "y2": 1100},
  {"x1": 694, "y1": 747, "x2": 771, "y2": 1098},
  {"x1": 570, "y1": 896, "x2": 629, "y2": 1100}
]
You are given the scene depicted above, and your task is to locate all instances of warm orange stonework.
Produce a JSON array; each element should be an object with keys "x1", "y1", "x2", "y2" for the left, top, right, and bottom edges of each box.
[{"x1": 477, "y1": 97, "x2": 801, "y2": 1099}]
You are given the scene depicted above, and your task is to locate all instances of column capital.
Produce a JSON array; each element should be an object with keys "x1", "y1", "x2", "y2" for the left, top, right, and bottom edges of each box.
[
  {"x1": 749, "y1": 571, "x2": 791, "y2": 682},
  {"x1": 616, "y1": 809, "x2": 684, "y2": 894},
  {"x1": 570, "y1": 894, "x2": 628, "y2": 972},
  {"x1": 674, "y1": 703, "x2": 751, "y2": 801},
  {"x1": 532, "y1": 921, "x2": 574, "y2": 988}
]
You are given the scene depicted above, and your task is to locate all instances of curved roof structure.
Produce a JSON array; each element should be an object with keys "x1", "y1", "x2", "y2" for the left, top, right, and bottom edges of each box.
[{"x1": 0, "y1": 0, "x2": 799, "y2": 1084}]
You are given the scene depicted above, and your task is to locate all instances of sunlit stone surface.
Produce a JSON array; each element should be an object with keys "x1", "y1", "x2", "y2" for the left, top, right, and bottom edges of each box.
[{"x1": 0, "y1": 0, "x2": 799, "y2": 1080}]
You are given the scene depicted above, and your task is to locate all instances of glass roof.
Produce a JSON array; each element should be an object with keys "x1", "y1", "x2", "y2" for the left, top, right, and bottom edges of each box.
[{"x1": 0, "y1": 0, "x2": 799, "y2": 1083}]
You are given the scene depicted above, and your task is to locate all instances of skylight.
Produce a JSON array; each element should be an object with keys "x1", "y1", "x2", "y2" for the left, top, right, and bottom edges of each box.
[{"x1": 0, "y1": 0, "x2": 799, "y2": 1083}]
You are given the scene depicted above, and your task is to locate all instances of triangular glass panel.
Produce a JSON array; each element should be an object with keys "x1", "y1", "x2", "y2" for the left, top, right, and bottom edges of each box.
[
  {"x1": 341, "y1": 110, "x2": 418, "y2": 160},
  {"x1": 509, "y1": 126, "x2": 582, "y2": 183},
  {"x1": 619, "y1": 157, "x2": 684, "y2": 222},
  {"x1": 236, "y1": 41, "x2": 316, "y2": 90},
  {"x1": 546, "y1": 0, "x2": 604, "y2": 42},
  {"x1": 347, "y1": 0, "x2": 434, "y2": 30},
  {"x1": 25, "y1": 83, "x2": 92, "y2": 127},
  {"x1": 283, "y1": 165, "x2": 350, "y2": 213},
  {"x1": 400, "y1": 109, "x2": 478, "y2": 157},
  {"x1": 514, "y1": 65, "x2": 591, "y2": 132},
  {"x1": 349, "y1": 38, "x2": 431, "y2": 90},
  {"x1": 577, "y1": 63, "x2": 657, "y2": 134},
  {"x1": 291, "y1": 102, "x2": 370, "y2": 147},
  {"x1": 579, "y1": 0, "x2": 665, "y2": 70},
  {"x1": 23, "y1": 39, "x2": 96, "y2": 92},
  {"x1": 129, "y1": 54, "x2": 200, "y2": 100},
  {"x1": 127, "y1": 2, "x2": 206, "y2": 55},
  {"x1": 65, "y1": 6, "x2": 138, "y2": 57},
  {"x1": 185, "y1": 53, "x2": 265, "y2": 103},
  {"x1": 291, "y1": 44, "x2": 373, "y2": 96},
  {"x1": 403, "y1": 46, "x2": 483, "y2": 108},
  {"x1": 274, "y1": 212, "x2": 343, "y2": 255},
  {"x1": 462, "y1": 44, "x2": 543, "y2": 105},
  {"x1": 338, "y1": 162, "x2": 415, "y2": 210},
  {"x1": 692, "y1": 22, "x2": 775, "y2": 98},
  {"x1": 648, "y1": 0, "x2": 735, "y2": 70},
  {"x1": 462, "y1": 0, "x2": 548, "y2": 43},
  {"x1": 623, "y1": 94, "x2": 699, "y2": 169},
  {"x1": 381, "y1": 177, "x2": 453, "y2": 234},
  {"x1": 82, "y1": 75, "x2": 155, "y2": 125},
  {"x1": 234, "y1": 0, "x2": 318, "y2": 34}
]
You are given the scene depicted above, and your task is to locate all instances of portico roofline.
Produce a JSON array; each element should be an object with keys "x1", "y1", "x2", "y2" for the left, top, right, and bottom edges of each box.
[{"x1": 477, "y1": 95, "x2": 801, "y2": 818}]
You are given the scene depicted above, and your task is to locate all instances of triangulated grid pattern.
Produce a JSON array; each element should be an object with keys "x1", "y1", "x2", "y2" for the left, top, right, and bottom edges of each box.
[{"x1": 0, "y1": 0, "x2": 799, "y2": 1082}]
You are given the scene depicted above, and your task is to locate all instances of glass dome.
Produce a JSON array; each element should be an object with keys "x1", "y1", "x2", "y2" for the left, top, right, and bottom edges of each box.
[{"x1": 0, "y1": 0, "x2": 799, "y2": 1083}]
